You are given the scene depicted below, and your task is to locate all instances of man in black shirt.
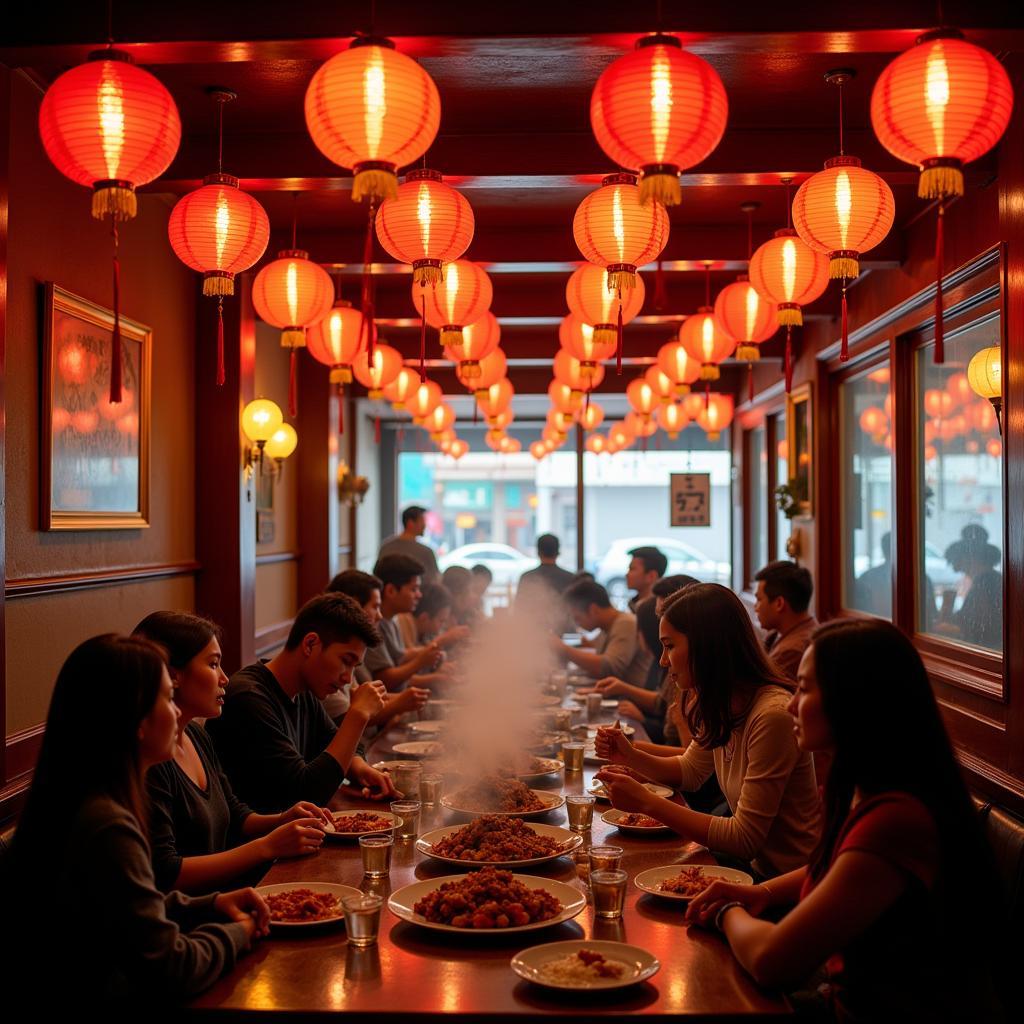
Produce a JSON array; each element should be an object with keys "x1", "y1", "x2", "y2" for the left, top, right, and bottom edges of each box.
[{"x1": 208, "y1": 593, "x2": 395, "y2": 813}]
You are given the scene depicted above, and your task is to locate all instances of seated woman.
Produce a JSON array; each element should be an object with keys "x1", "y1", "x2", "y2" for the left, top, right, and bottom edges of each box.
[
  {"x1": 135, "y1": 612, "x2": 331, "y2": 894},
  {"x1": 595, "y1": 583, "x2": 821, "y2": 878},
  {"x1": 3, "y1": 635, "x2": 268, "y2": 1003},
  {"x1": 685, "y1": 619, "x2": 1004, "y2": 1022}
]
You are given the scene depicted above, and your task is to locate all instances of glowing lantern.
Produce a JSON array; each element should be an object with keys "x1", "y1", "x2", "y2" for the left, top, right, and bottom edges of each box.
[
  {"x1": 449, "y1": 438, "x2": 469, "y2": 460},
  {"x1": 485, "y1": 430, "x2": 507, "y2": 452},
  {"x1": 924, "y1": 444, "x2": 939, "y2": 462},
  {"x1": 749, "y1": 229, "x2": 830, "y2": 328},
  {"x1": 677, "y1": 309, "x2": 736, "y2": 381},
  {"x1": 968, "y1": 400, "x2": 997, "y2": 435},
  {"x1": 626, "y1": 378, "x2": 658, "y2": 422},
  {"x1": 352, "y1": 342, "x2": 402, "y2": 399},
  {"x1": 415, "y1": 260, "x2": 493, "y2": 351},
  {"x1": 72, "y1": 410, "x2": 99, "y2": 434},
  {"x1": 58, "y1": 340, "x2": 93, "y2": 384},
  {"x1": 437, "y1": 429, "x2": 456, "y2": 452},
  {"x1": 559, "y1": 314, "x2": 618, "y2": 378},
  {"x1": 52, "y1": 408, "x2": 71, "y2": 432},
  {"x1": 548, "y1": 380, "x2": 583, "y2": 415},
  {"x1": 542, "y1": 425, "x2": 565, "y2": 449},
  {"x1": 572, "y1": 174, "x2": 669, "y2": 293},
  {"x1": 545, "y1": 409, "x2": 569, "y2": 439},
  {"x1": 39, "y1": 51, "x2": 181, "y2": 221},
  {"x1": 967, "y1": 345, "x2": 1002, "y2": 433},
  {"x1": 986, "y1": 438, "x2": 1002, "y2": 459},
  {"x1": 376, "y1": 169, "x2": 474, "y2": 285},
  {"x1": 867, "y1": 367, "x2": 891, "y2": 385},
  {"x1": 424, "y1": 402, "x2": 456, "y2": 439},
  {"x1": 460, "y1": 347, "x2": 507, "y2": 398},
  {"x1": 590, "y1": 34, "x2": 728, "y2": 207},
  {"x1": 383, "y1": 366, "x2": 421, "y2": 409},
  {"x1": 656, "y1": 402, "x2": 689, "y2": 438},
  {"x1": 530, "y1": 440, "x2": 548, "y2": 461},
  {"x1": 406, "y1": 380, "x2": 443, "y2": 424},
  {"x1": 554, "y1": 349, "x2": 605, "y2": 396},
  {"x1": 656, "y1": 340, "x2": 700, "y2": 395},
  {"x1": 241, "y1": 397, "x2": 284, "y2": 445},
  {"x1": 565, "y1": 266, "x2": 646, "y2": 350},
  {"x1": 265, "y1": 423, "x2": 299, "y2": 461},
  {"x1": 608, "y1": 422, "x2": 635, "y2": 450},
  {"x1": 625, "y1": 410, "x2": 658, "y2": 438},
  {"x1": 923, "y1": 388, "x2": 955, "y2": 419},
  {"x1": 307, "y1": 300, "x2": 369, "y2": 384},
  {"x1": 938, "y1": 414, "x2": 967, "y2": 442},
  {"x1": 946, "y1": 371, "x2": 974, "y2": 406},
  {"x1": 304, "y1": 38, "x2": 440, "y2": 203},
  {"x1": 500, "y1": 436, "x2": 523, "y2": 455},
  {"x1": 697, "y1": 393, "x2": 734, "y2": 441},
  {"x1": 252, "y1": 250, "x2": 335, "y2": 414},
  {"x1": 965, "y1": 439, "x2": 979, "y2": 455},
  {"x1": 859, "y1": 406, "x2": 888, "y2": 441},
  {"x1": 644, "y1": 365, "x2": 675, "y2": 404},
  {"x1": 444, "y1": 312, "x2": 500, "y2": 380},
  {"x1": 579, "y1": 402, "x2": 605, "y2": 432},
  {"x1": 476, "y1": 379, "x2": 514, "y2": 424},
  {"x1": 682, "y1": 392, "x2": 706, "y2": 419},
  {"x1": 98, "y1": 388, "x2": 134, "y2": 421},
  {"x1": 714, "y1": 276, "x2": 779, "y2": 363},
  {"x1": 587, "y1": 433, "x2": 609, "y2": 454}
]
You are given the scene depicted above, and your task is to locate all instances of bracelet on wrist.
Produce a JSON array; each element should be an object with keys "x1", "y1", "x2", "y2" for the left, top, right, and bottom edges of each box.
[{"x1": 714, "y1": 901, "x2": 744, "y2": 932}]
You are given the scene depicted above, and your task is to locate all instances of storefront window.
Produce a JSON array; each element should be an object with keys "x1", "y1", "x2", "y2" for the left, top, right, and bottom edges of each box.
[
  {"x1": 917, "y1": 315, "x2": 1003, "y2": 652},
  {"x1": 749, "y1": 425, "x2": 768, "y2": 578},
  {"x1": 841, "y1": 362, "x2": 894, "y2": 618}
]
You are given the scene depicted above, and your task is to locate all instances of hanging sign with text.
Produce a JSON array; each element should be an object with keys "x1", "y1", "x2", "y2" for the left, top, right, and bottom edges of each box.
[{"x1": 670, "y1": 473, "x2": 712, "y2": 527}]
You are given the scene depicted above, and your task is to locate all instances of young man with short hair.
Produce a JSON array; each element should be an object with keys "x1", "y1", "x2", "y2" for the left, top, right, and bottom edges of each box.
[
  {"x1": 626, "y1": 545, "x2": 668, "y2": 611},
  {"x1": 753, "y1": 560, "x2": 817, "y2": 685},
  {"x1": 208, "y1": 593, "x2": 395, "y2": 813},
  {"x1": 377, "y1": 505, "x2": 440, "y2": 585},
  {"x1": 549, "y1": 579, "x2": 651, "y2": 686}
]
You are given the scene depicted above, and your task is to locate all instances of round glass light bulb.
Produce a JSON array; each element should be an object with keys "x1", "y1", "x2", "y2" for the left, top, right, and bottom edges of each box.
[
  {"x1": 242, "y1": 398, "x2": 284, "y2": 443},
  {"x1": 264, "y1": 422, "x2": 298, "y2": 460}
]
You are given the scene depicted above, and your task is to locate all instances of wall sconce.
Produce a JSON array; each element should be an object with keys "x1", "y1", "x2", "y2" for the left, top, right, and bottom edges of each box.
[
  {"x1": 241, "y1": 398, "x2": 296, "y2": 488},
  {"x1": 263, "y1": 423, "x2": 298, "y2": 481},
  {"x1": 967, "y1": 346, "x2": 1002, "y2": 435},
  {"x1": 337, "y1": 459, "x2": 370, "y2": 507}
]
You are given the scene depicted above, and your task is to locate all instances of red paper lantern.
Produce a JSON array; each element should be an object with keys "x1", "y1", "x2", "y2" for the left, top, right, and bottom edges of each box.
[
  {"x1": 748, "y1": 229, "x2": 829, "y2": 328},
  {"x1": 572, "y1": 174, "x2": 669, "y2": 292},
  {"x1": 565, "y1": 265, "x2": 646, "y2": 351},
  {"x1": 168, "y1": 174, "x2": 270, "y2": 295},
  {"x1": 713, "y1": 277, "x2": 780, "y2": 362},
  {"x1": 449, "y1": 438, "x2": 469, "y2": 460},
  {"x1": 307, "y1": 300, "x2": 370, "y2": 384},
  {"x1": 923, "y1": 388, "x2": 955, "y2": 419},
  {"x1": 500, "y1": 437, "x2": 523, "y2": 455},
  {"x1": 644, "y1": 365, "x2": 675, "y2": 404},
  {"x1": 587, "y1": 433, "x2": 609, "y2": 454},
  {"x1": 626, "y1": 378, "x2": 658, "y2": 421},
  {"x1": 376, "y1": 169, "x2": 474, "y2": 285},
  {"x1": 476, "y1": 378, "x2": 514, "y2": 423},
  {"x1": 382, "y1": 366, "x2": 421, "y2": 409},
  {"x1": 682, "y1": 391, "x2": 706, "y2": 420},
  {"x1": 444, "y1": 312, "x2": 500, "y2": 380},
  {"x1": 656, "y1": 340, "x2": 700, "y2": 395},
  {"x1": 548, "y1": 380, "x2": 582, "y2": 415},
  {"x1": 946, "y1": 371, "x2": 974, "y2": 406},
  {"x1": 677, "y1": 309, "x2": 736, "y2": 380},
  {"x1": 625, "y1": 410, "x2": 659, "y2": 438},
  {"x1": 859, "y1": 406, "x2": 888, "y2": 440},
  {"x1": 987, "y1": 438, "x2": 1002, "y2": 459},
  {"x1": 530, "y1": 440, "x2": 548, "y2": 460},
  {"x1": 39, "y1": 50, "x2": 181, "y2": 220},
  {"x1": 559, "y1": 314, "x2": 618, "y2": 374},
  {"x1": 554, "y1": 349, "x2": 605, "y2": 395},
  {"x1": 353, "y1": 343, "x2": 403, "y2": 399},
  {"x1": 579, "y1": 401, "x2": 605, "y2": 432},
  {"x1": 656, "y1": 402, "x2": 689, "y2": 438},
  {"x1": 406, "y1": 380, "x2": 443, "y2": 424},
  {"x1": 415, "y1": 259, "x2": 493, "y2": 351},
  {"x1": 548, "y1": 405, "x2": 575, "y2": 431},
  {"x1": 424, "y1": 401, "x2": 456, "y2": 439},
  {"x1": 608, "y1": 422, "x2": 635, "y2": 450},
  {"x1": 460, "y1": 347, "x2": 507, "y2": 397},
  {"x1": 697, "y1": 393, "x2": 734, "y2": 440},
  {"x1": 305, "y1": 38, "x2": 440, "y2": 203},
  {"x1": 590, "y1": 34, "x2": 728, "y2": 207}
]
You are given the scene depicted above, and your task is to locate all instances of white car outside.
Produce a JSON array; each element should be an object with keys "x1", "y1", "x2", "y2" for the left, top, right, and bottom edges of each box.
[
  {"x1": 438, "y1": 543, "x2": 539, "y2": 589},
  {"x1": 592, "y1": 537, "x2": 731, "y2": 606}
]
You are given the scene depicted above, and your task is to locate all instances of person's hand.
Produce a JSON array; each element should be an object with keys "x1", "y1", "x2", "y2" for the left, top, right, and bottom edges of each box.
[
  {"x1": 437, "y1": 625, "x2": 470, "y2": 648},
  {"x1": 259, "y1": 818, "x2": 326, "y2": 859},
  {"x1": 547, "y1": 632, "x2": 566, "y2": 655},
  {"x1": 685, "y1": 881, "x2": 771, "y2": 929},
  {"x1": 279, "y1": 801, "x2": 333, "y2": 829},
  {"x1": 593, "y1": 724, "x2": 634, "y2": 764},
  {"x1": 351, "y1": 760, "x2": 398, "y2": 801},
  {"x1": 215, "y1": 887, "x2": 270, "y2": 942},
  {"x1": 593, "y1": 771, "x2": 653, "y2": 814},
  {"x1": 617, "y1": 699, "x2": 643, "y2": 721},
  {"x1": 388, "y1": 686, "x2": 430, "y2": 716},
  {"x1": 349, "y1": 680, "x2": 386, "y2": 718},
  {"x1": 594, "y1": 676, "x2": 626, "y2": 696},
  {"x1": 415, "y1": 641, "x2": 442, "y2": 670}
]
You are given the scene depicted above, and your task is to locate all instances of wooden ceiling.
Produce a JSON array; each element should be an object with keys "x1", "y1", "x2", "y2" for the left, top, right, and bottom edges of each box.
[{"x1": 4, "y1": 2, "x2": 1019, "y2": 398}]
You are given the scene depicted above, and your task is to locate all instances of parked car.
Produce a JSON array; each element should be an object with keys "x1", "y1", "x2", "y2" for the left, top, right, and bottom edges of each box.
[
  {"x1": 438, "y1": 543, "x2": 539, "y2": 589},
  {"x1": 591, "y1": 537, "x2": 731, "y2": 606}
]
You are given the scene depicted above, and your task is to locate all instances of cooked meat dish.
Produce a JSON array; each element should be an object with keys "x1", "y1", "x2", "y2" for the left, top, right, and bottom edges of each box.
[
  {"x1": 265, "y1": 889, "x2": 340, "y2": 922},
  {"x1": 430, "y1": 815, "x2": 564, "y2": 861},
  {"x1": 413, "y1": 867, "x2": 562, "y2": 928}
]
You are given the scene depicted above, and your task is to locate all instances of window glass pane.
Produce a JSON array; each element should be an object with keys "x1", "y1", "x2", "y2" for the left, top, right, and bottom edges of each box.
[
  {"x1": 918, "y1": 316, "x2": 1002, "y2": 652},
  {"x1": 749, "y1": 425, "x2": 768, "y2": 578},
  {"x1": 841, "y1": 362, "x2": 893, "y2": 617},
  {"x1": 774, "y1": 413, "x2": 789, "y2": 558}
]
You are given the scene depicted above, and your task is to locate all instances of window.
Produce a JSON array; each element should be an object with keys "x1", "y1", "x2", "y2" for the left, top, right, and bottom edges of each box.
[
  {"x1": 841, "y1": 362, "x2": 894, "y2": 618},
  {"x1": 917, "y1": 314, "x2": 1003, "y2": 653},
  {"x1": 773, "y1": 412, "x2": 788, "y2": 559},
  {"x1": 749, "y1": 424, "x2": 768, "y2": 578}
]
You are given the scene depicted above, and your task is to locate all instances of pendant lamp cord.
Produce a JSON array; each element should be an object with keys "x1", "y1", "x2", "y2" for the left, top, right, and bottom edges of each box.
[
  {"x1": 109, "y1": 216, "x2": 123, "y2": 403},
  {"x1": 361, "y1": 199, "x2": 378, "y2": 365},
  {"x1": 704, "y1": 261, "x2": 711, "y2": 306},
  {"x1": 106, "y1": 0, "x2": 114, "y2": 46},
  {"x1": 216, "y1": 95, "x2": 224, "y2": 174},
  {"x1": 291, "y1": 191, "x2": 298, "y2": 251},
  {"x1": 838, "y1": 79, "x2": 845, "y2": 156},
  {"x1": 216, "y1": 296, "x2": 225, "y2": 386},
  {"x1": 784, "y1": 178, "x2": 792, "y2": 229},
  {"x1": 934, "y1": 201, "x2": 945, "y2": 364}
]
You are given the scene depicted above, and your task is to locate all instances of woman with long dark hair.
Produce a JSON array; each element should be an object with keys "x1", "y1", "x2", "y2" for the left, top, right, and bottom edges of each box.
[
  {"x1": 685, "y1": 619, "x2": 1003, "y2": 1020},
  {"x1": 595, "y1": 583, "x2": 820, "y2": 877},
  {"x1": 4, "y1": 635, "x2": 268, "y2": 1003},
  {"x1": 135, "y1": 612, "x2": 330, "y2": 893}
]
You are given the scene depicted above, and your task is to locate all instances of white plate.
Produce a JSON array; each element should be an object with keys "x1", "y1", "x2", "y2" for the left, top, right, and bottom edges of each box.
[
  {"x1": 256, "y1": 882, "x2": 362, "y2": 928},
  {"x1": 517, "y1": 757, "x2": 565, "y2": 781},
  {"x1": 600, "y1": 699, "x2": 620, "y2": 709},
  {"x1": 601, "y1": 808, "x2": 674, "y2": 835},
  {"x1": 535, "y1": 694, "x2": 561, "y2": 707},
  {"x1": 408, "y1": 720, "x2": 445, "y2": 734},
  {"x1": 324, "y1": 810, "x2": 403, "y2": 840},
  {"x1": 416, "y1": 822, "x2": 583, "y2": 867},
  {"x1": 393, "y1": 741, "x2": 444, "y2": 758},
  {"x1": 588, "y1": 781, "x2": 673, "y2": 802},
  {"x1": 388, "y1": 873, "x2": 586, "y2": 935},
  {"x1": 441, "y1": 789, "x2": 566, "y2": 819},
  {"x1": 511, "y1": 939, "x2": 660, "y2": 990},
  {"x1": 634, "y1": 864, "x2": 753, "y2": 901}
]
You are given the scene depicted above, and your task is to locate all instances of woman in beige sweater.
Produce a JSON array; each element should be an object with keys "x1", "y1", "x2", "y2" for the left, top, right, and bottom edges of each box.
[{"x1": 596, "y1": 584, "x2": 821, "y2": 878}]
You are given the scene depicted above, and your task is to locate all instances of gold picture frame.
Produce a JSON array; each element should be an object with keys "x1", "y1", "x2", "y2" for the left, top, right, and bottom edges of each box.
[
  {"x1": 41, "y1": 283, "x2": 152, "y2": 530},
  {"x1": 786, "y1": 382, "x2": 813, "y2": 516}
]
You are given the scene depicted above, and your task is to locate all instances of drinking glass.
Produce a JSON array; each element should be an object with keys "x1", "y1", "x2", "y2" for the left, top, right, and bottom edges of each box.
[
  {"x1": 586, "y1": 692, "x2": 603, "y2": 720},
  {"x1": 342, "y1": 894, "x2": 383, "y2": 947},
  {"x1": 553, "y1": 709, "x2": 572, "y2": 732},
  {"x1": 392, "y1": 762, "x2": 422, "y2": 799},
  {"x1": 565, "y1": 794, "x2": 596, "y2": 832},
  {"x1": 591, "y1": 869, "x2": 628, "y2": 919},
  {"x1": 562, "y1": 741, "x2": 585, "y2": 772},
  {"x1": 359, "y1": 834, "x2": 394, "y2": 878},
  {"x1": 588, "y1": 844, "x2": 624, "y2": 873},
  {"x1": 419, "y1": 773, "x2": 443, "y2": 806},
  {"x1": 390, "y1": 800, "x2": 422, "y2": 841}
]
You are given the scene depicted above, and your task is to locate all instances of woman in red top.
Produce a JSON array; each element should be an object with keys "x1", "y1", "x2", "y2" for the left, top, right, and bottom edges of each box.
[{"x1": 686, "y1": 619, "x2": 1005, "y2": 1022}]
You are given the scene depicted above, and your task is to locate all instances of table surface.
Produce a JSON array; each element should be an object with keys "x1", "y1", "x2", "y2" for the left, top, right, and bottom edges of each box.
[{"x1": 188, "y1": 701, "x2": 791, "y2": 1020}]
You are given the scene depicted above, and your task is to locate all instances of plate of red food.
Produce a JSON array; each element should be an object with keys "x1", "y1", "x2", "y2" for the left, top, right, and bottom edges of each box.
[
  {"x1": 324, "y1": 810, "x2": 402, "y2": 840},
  {"x1": 601, "y1": 808, "x2": 673, "y2": 835},
  {"x1": 633, "y1": 864, "x2": 753, "y2": 901},
  {"x1": 417, "y1": 816, "x2": 583, "y2": 868},
  {"x1": 256, "y1": 882, "x2": 362, "y2": 929},
  {"x1": 441, "y1": 778, "x2": 566, "y2": 819},
  {"x1": 511, "y1": 940, "x2": 660, "y2": 990}
]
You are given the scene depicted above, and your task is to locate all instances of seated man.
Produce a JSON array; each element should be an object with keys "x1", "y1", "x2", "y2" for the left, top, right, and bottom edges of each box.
[
  {"x1": 208, "y1": 592, "x2": 395, "y2": 813},
  {"x1": 626, "y1": 544, "x2": 668, "y2": 612},
  {"x1": 752, "y1": 559, "x2": 817, "y2": 686},
  {"x1": 394, "y1": 582, "x2": 455, "y2": 650},
  {"x1": 549, "y1": 579, "x2": 652, "y2": 687}
]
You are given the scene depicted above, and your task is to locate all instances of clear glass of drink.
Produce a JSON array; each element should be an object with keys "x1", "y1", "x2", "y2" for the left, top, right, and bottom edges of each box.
[
  {"x1": 419, "y1": 773, "x2": 443, "y2": 805},
  {"x1": 586, "y1": 692, "x2": 603, "y2": 720},
  {"x1": 553, "y1": 709, "x2": 572, "y2": 732},
  {"x1": 342, "y1": 894, "x2": 384, "y2": 947},
  {"x1": 588, "y1": 844, "x2": 624, "y2": 873},
  {"x1": 562, "y1": 741, "x2": 585, "y2": 772},
  {"x1": 565, "y1": 793, "x2": 596, "y2": 832},
  {"x1": 591, "y1": 869, "x2": 628, "y2": 919},
  {"x1": 392, "y1": 762, "x2": 422, "y2": 799},
  {"x1": 358, "y1": 833, "x2": 394, "y2": 878},
  {"x1": 390, "y1": 800, "x2": 422, "y2": 841}
]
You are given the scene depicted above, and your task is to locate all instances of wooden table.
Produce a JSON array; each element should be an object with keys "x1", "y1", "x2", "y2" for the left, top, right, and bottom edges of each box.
[{"x1": 188, "y1": 705, "x2": 791, "y2": 1020}]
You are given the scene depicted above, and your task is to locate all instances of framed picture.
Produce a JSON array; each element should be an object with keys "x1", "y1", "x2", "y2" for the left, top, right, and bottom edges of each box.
[
  {"x1": 41, "y1": 283, "x2": 151, "y2": 530},
  {"x1": 786, "y1": 383, "x2": 813, "y2": 515},
  {"x1": 669, "y1": 472, "x2": 712, "y2": 527}
]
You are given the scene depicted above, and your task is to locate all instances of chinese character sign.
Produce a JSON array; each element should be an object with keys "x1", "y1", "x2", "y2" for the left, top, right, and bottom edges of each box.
[{"x1": 670, "y1": 473, "x2": 711, "y2": 527}]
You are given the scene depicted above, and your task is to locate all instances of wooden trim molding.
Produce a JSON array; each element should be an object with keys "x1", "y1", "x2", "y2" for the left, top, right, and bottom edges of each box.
[
  {"x1": 255, "y1": 619, "x2": 292, "y2": 659},
  {"x1": 5, "y1": 560, "x2": 201, "y2": 600},
  {"x1": 957, "y1": 746, "x2": 1024, "y2": 812},
  {"x1": 255, "y1": 551, "x2": 301, "y2": 567}
]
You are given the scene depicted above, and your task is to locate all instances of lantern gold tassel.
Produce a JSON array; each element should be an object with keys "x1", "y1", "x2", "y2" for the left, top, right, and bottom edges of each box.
[
  {"x1": 92, "y1": 185, "x2": 137, "y2": 221},
  {"x1": 440, "y1": 327, "x2": 464, "y2": 351},
  {"x1": 639, "y1": 172, "x2": 681, "y2": 208},
  {"x1": 699, "y1": 364, "x2": 720, "y2": 382},
  {"x1": 330, "y1": 367, "x2": 352, "y2": 384},
  {"x1": 606, "y1": 269, "x2": 637, "y2": 292},
  {"x1": 413, "y1": 264, "x2": 443, "y2": 287},
  {"x1": 919, "y1": 165, "x2": 964, "y2": 201},
  {"x1": 736, "y1": 344, "x2": 760, "y2": 361},
  {"x1": 352, "y1": 168, "x2": 398, "y2": 203},
  {"x1": 830, "y1": 255, "x2": 859, "y2": 280},
  {"x1": 460, "y1": 361, "x2": 481, "y2": 379},
  {"x1": 203, "y1": 272, "x2": 235, "y2": 297},
  {"x1": 281, "y1": 328, "x2": 306, "y2": 349},
  {"x1": 778, "y1": 303, "x2": 803, "y2": 327},
  {"x1": 593, "y1": 326, "x2": 617, "y2": 347}
]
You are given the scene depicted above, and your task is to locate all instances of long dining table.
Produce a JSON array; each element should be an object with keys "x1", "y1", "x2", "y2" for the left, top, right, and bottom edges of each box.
[{"x1": 187, "y1": 697, "x2": 792, "y2": 1021}]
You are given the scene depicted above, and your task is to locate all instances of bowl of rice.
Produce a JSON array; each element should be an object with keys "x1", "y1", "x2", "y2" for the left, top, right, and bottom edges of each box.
[{"x1": 511, "y1": 940, "x2": 659, "y2": 990}]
